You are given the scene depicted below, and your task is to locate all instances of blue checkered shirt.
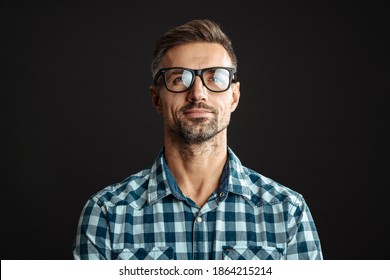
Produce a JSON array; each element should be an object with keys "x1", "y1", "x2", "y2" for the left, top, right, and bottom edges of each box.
[{"x1": 73, "y1": 147, "x2": 322, "y2": 260}]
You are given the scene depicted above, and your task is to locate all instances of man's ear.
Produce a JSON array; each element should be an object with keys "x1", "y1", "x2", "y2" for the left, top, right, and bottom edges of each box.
[
  {"x1": 230, "y1": 82, "x2": 240, "y2": 112},
  {"x1": 149, "y1": 85, "x2": 162, "y2": 113}
]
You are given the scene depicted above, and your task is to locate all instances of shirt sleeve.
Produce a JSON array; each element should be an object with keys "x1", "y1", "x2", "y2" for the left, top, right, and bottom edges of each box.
[
  {"x1": 72, "y1": 197, "x2": 112, "y2": 260},
  {"x1": 285, "y1": 197, "x2": 323, "y2": 260}
]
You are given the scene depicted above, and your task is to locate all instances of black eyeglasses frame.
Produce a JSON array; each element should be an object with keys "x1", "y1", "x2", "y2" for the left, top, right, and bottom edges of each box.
[{"x1": 153, "y1": 67, "x2": 238, "y2": 93}]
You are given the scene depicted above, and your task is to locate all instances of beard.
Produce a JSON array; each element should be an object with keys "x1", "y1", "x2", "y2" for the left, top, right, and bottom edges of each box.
[{"x1": 170, "y1": 103, "x2": 229, "y2": 144}]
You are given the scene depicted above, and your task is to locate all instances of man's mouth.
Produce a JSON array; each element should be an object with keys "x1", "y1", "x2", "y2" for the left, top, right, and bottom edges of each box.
[
  {"x1": 180, "y1": 103, "x2": 216, "y2": 117},
  {"x1": 183, "y1": 108, "x2": 212, "y2": 118}
]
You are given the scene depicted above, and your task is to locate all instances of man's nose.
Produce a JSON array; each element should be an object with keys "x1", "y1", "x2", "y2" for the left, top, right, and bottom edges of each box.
[{"x1": 186, "y1": 76, "x2": 207, "y2": 102}]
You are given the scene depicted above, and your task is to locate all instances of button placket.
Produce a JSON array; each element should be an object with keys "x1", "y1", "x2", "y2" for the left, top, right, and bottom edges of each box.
[{"x1": 193, "y1": 214, "x2": 205, "y2": 259}]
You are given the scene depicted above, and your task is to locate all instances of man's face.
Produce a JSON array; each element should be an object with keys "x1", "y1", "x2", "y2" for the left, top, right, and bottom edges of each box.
[{"x1": 150, "y1": 42, "x2": 240, "y2": 144}]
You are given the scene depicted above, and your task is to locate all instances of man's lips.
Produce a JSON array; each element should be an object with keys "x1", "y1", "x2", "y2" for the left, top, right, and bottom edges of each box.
[{"x1": 183, "y1": 109, "x2": 212, "y2": 117}]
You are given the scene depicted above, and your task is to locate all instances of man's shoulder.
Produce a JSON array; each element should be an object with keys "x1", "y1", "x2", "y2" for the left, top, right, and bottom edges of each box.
[
  {"x1": 228, "y1": 148, "x2": 304, "y2": 207},
  {"x1": 90, "y1": 168, "x2": 152, "y2": 209},
  {"x1": 236, "y1": 165, "x2": 305, "y2": 207}
]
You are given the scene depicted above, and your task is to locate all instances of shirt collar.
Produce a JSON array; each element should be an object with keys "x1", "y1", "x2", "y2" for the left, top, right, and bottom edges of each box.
[{"x1": 147, "y1": 147, "x2": 257, "y2": 206}]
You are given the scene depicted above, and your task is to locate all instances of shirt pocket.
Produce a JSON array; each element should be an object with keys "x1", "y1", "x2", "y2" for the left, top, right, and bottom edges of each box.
[
  {"x1": 112, "y1": 247, "x2": 174, "y2": 260},
  {"x1": 222, "y1": 245, "x2": 284, "y2": 260}
]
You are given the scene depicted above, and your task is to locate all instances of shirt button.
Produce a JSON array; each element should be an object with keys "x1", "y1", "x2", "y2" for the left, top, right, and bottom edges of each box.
[
  {"x1": 219, "y1": 192, "x2": 225, "y2": 197},
  {"x1": 196, "y1": 216, "x2": 203, "y2": 223}
]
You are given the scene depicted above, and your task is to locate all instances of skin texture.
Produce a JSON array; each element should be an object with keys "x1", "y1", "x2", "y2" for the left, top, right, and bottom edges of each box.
[{"x1": 149, "y1": 42, "x2": 240, "y2": 207}]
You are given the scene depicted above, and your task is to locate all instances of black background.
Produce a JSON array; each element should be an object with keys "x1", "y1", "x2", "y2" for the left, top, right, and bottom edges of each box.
[{"x1": 2, "y1": 1, "x2": 389, "y2": 260}]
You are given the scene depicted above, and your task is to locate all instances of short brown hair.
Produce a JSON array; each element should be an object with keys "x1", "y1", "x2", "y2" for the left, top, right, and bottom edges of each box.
[{"x1": 151, "y1": 19, "x2": 237, "y2": 77}]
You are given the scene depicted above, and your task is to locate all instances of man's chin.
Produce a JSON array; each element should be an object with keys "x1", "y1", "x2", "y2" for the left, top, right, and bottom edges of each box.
[
  {"x1": 187, "y1": 117, "x2": 209, "y2": 124},
  {"x1": 182, "y1": 133, "x2": 215, "y2": 144}
]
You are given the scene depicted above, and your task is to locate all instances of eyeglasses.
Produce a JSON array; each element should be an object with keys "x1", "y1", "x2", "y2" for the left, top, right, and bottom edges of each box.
[{"x1": 153, "y1": 67, "x2": 238, "y2": 93}]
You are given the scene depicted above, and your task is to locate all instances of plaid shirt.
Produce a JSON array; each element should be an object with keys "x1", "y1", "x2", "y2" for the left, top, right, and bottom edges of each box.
[{"x1": 73, "y1": 147, "x2": 322, "y2": 260}]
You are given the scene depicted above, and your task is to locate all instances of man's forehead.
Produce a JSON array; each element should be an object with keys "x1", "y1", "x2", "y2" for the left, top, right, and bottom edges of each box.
[{"x1": 161, "y1": 42, "x2": 232, "y2": 68}]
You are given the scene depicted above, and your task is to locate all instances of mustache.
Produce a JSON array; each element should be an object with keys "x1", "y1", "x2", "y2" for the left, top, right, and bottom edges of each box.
[{"x1": 179, "y1": 103, "x2": 217, "y2": 114}]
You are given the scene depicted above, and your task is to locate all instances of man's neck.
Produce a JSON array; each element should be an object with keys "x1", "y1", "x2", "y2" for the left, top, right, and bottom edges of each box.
[{"x1": 164, "y1": 136, "x2": 228, "y2": 208}]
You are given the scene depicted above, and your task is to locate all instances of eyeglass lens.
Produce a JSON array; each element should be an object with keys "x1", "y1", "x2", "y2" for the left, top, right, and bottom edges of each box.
[{"x1": 164, "y1": 68, "x2": 232, "y2": 92}]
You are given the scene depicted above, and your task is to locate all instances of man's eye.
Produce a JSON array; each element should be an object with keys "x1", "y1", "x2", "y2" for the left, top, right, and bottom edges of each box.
[
  {"x1": 172, "y1": 72, "x2": 192, "y2": 87},
  {"x1": 172, "y1": 76, "x2": 185, "y2": 84},
  {"x1": 209, "y1": 75, "x2": 227, "y2": 84}
]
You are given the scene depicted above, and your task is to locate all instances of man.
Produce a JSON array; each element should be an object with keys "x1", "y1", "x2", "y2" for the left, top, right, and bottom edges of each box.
[{"x1": 73, "y1": 19, "x2": 323, "y2": 260}]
